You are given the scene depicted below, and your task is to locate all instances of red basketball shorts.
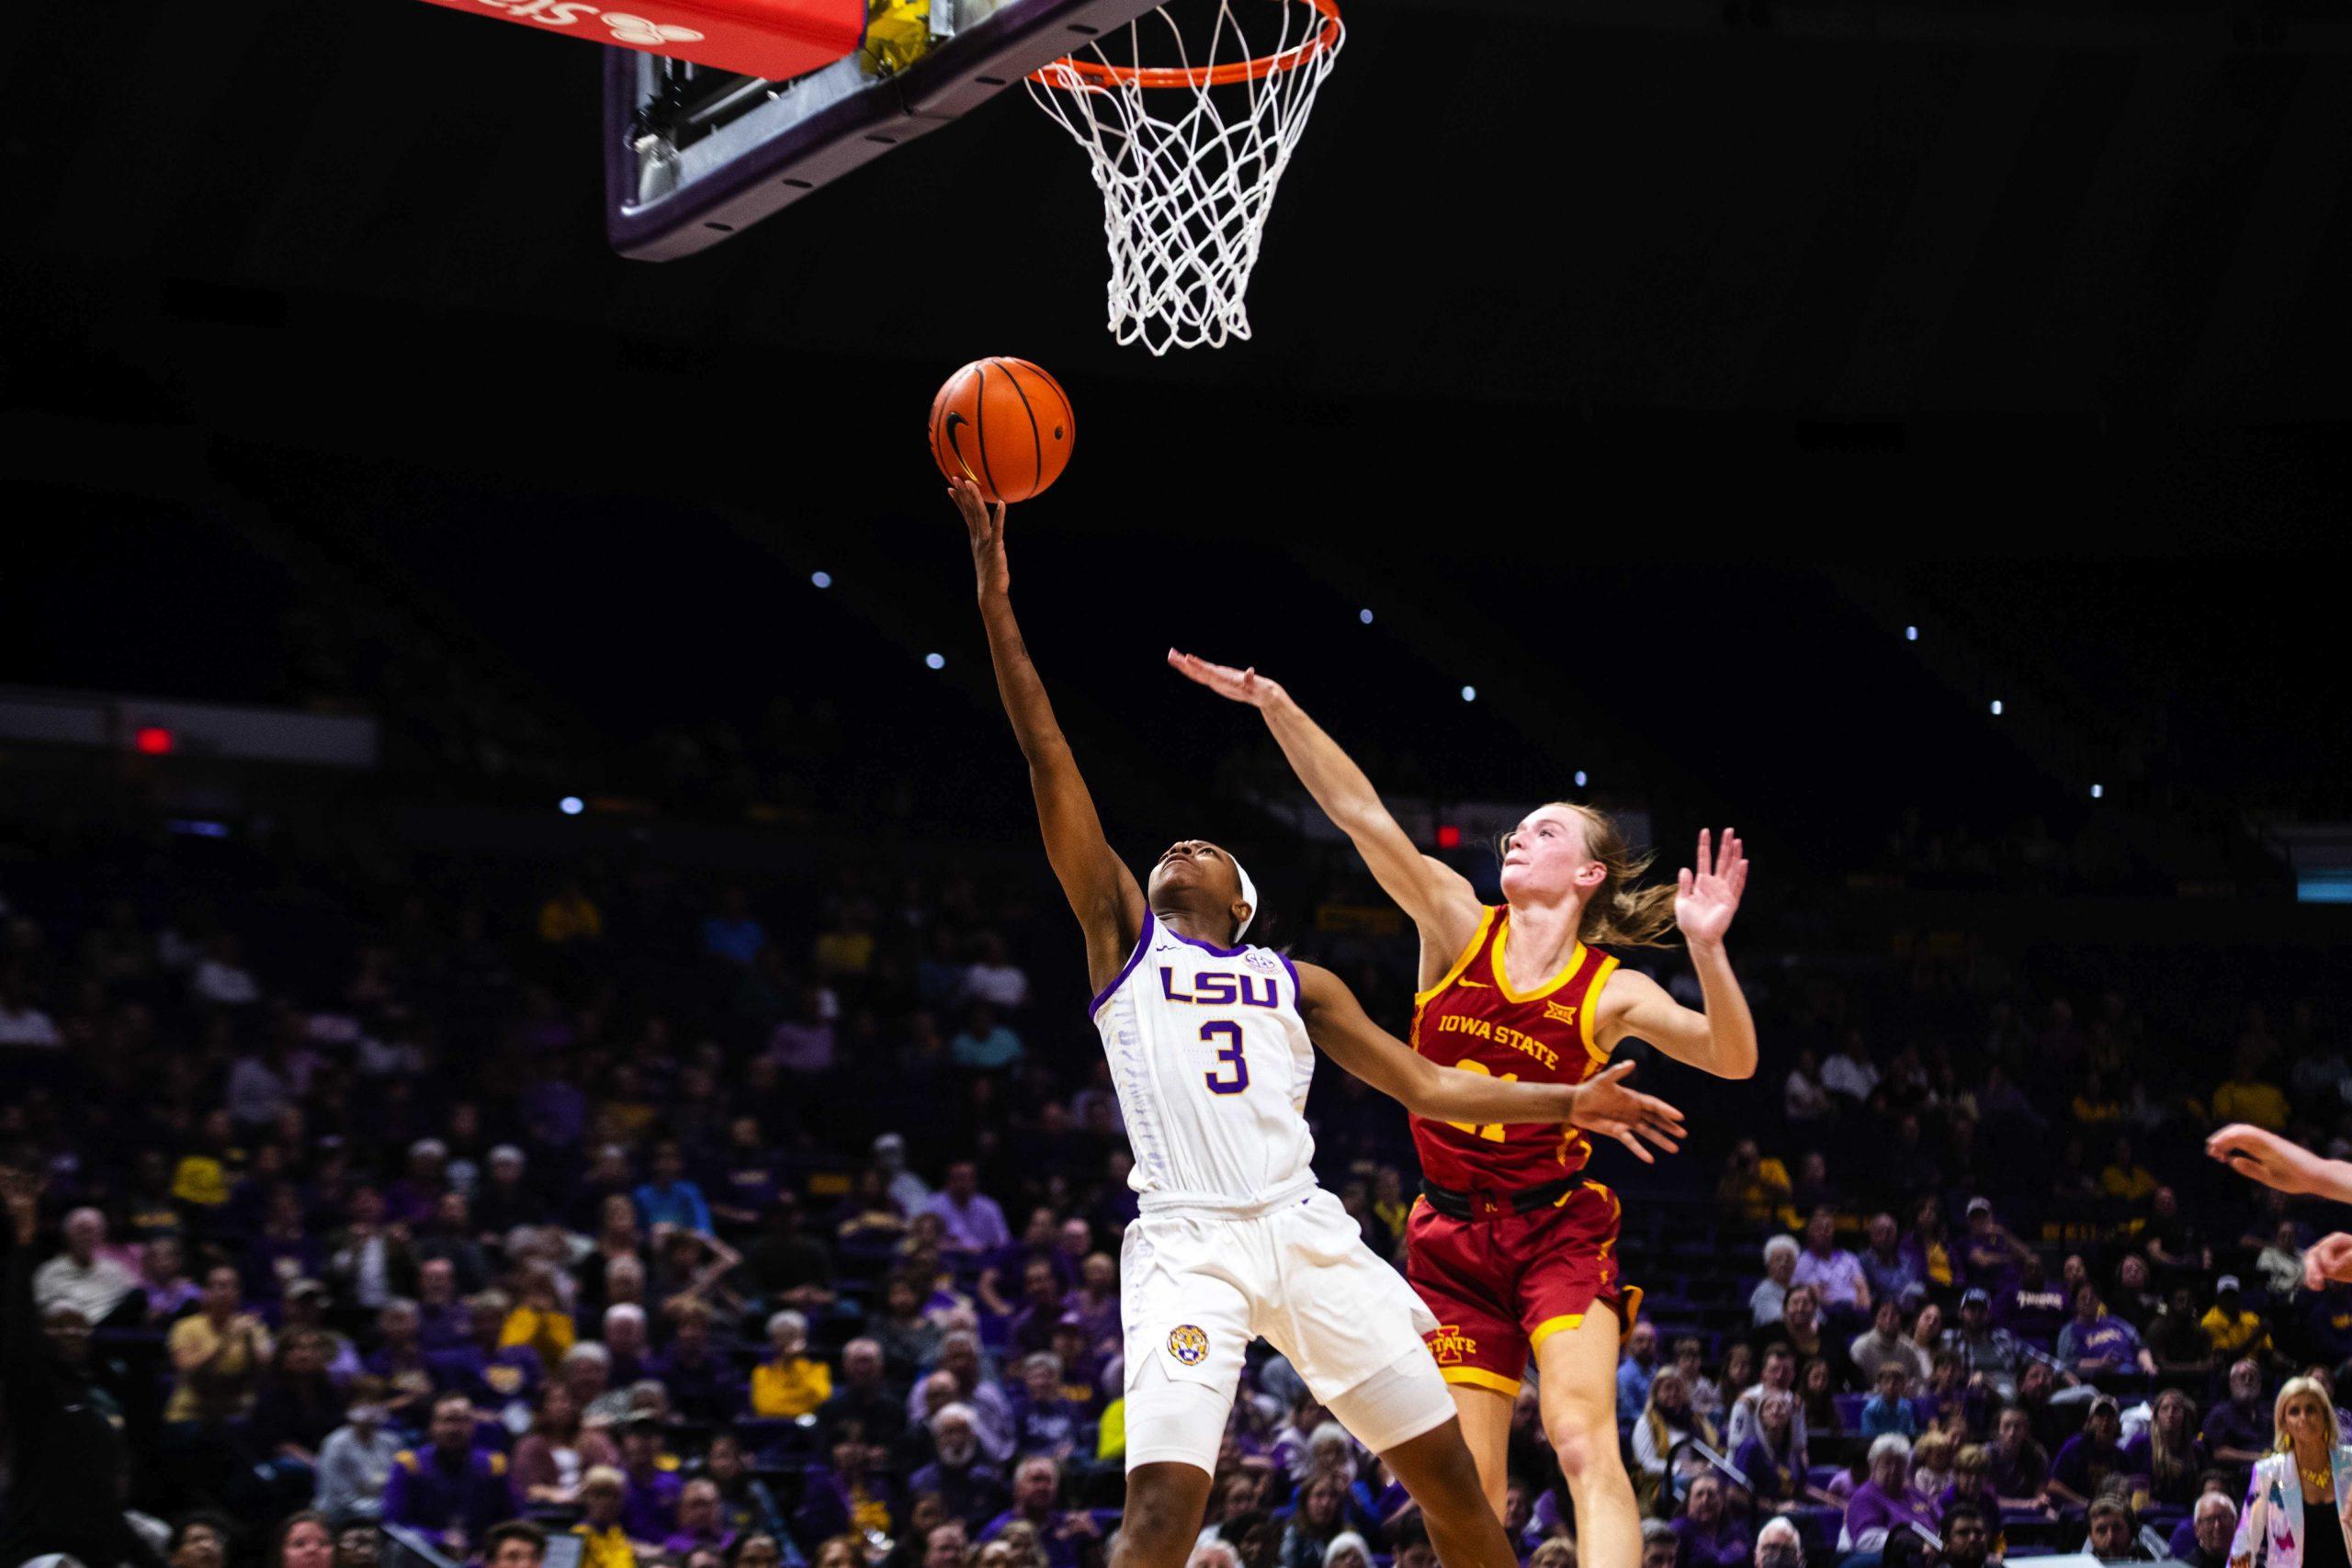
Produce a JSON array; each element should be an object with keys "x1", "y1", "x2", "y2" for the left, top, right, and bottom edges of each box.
[{"x1": 1404, "y1": 1179, "x2": 1643, "y2": 1397}]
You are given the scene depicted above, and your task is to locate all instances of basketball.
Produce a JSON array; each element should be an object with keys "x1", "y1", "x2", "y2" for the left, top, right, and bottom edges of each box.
[{"x1": 928, "y1": 356, "x2": 1075, "y2": 504}]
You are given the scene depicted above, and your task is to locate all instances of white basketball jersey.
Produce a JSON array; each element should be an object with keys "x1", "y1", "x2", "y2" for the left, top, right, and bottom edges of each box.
[{"x1": 1090, "y1": 912, "x2": 1318, "y2": 1204}]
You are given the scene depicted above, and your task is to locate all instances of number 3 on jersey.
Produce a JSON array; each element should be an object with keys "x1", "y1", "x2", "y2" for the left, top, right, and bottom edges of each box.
[{"x1": 1201, "y1": 1021, "x2": 1249, "y2": 1095}]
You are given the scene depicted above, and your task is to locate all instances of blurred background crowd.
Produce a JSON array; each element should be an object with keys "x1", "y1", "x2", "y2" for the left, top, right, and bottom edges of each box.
[
  {"x1": 0, "y1": 779, "x2": 2346, "y2": 1568},
  {"x1": 3, "y1": 392, "x2": 2346, "y2": 1568}
]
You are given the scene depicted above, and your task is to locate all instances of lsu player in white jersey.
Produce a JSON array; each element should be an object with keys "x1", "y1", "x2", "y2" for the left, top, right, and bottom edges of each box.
[{"x1": 949, "y1": 477, "x2": 1686, "y2": 1568}]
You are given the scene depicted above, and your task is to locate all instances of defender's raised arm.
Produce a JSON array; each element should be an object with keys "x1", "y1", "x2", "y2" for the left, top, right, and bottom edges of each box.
[
  {"x1": 1166, "y1": 651, "x2": 1484, "y2": 961},
  {"x1": 954, "y1": 478, "x2": 1145, "y2": 988}
]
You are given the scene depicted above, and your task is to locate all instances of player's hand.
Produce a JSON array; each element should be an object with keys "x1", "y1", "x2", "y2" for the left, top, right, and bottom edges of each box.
[
  {"x1": 1566, "y1": 1061, "x2": 1685, "y2": 1164},
  {"x1": 2209, "y1": 1123, "x2": 2335, "y2": 1198},
  {"x1": 1166, "y1": 649, "x2": 1288, "y2": 710},
  {"x1": 1675, "y1": 828, "x2": 1747, "y2": 947},
  {"x1": 950, "y1": 475, "x2": 1010, "y2": 598},
  {"x1": 2308, "y1": 1233, "x2": 2352, "y2": 1291}
]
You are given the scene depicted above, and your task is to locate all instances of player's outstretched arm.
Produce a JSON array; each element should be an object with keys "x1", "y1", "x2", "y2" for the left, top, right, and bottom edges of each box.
[
  {"x1": 1294, "y1": 962, "x2": 1684, "y2": 1163},
  {"x1": 1595, "y1": 829, "x2": 1758, "y2": 1079},
  {"x1": 954, "y1": 478, "x2": 1146, "y2": 987},
  {"x1": 2208, "y1": 1124, "x2": 2352, "y2": 1205},
  {"x1": 1166, "y1": 651, "x2": 1483, "y2": 957}
]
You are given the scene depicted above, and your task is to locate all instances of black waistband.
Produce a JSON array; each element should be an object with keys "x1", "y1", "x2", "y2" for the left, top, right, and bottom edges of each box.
[{"x1": 1420, "y1": 1174, "x2": 1585, "y2": 1221}]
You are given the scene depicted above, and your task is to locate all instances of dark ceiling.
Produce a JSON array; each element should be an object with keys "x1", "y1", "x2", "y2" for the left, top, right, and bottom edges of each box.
[
  {"x1": 10, "y1": 0, "x2": 2352, "y2": 420},
  {"x1": 4, "y1": 0, "x2": 2348, "y2": 871}
]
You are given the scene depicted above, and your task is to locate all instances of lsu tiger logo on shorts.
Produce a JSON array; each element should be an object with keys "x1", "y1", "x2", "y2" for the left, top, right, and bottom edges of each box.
[{"x1": 1167, "y1": 1325, "x2": 1210, "y2": 1365}]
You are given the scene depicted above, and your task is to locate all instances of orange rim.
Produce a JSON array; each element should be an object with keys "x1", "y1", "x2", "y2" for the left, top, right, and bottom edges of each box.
[{"x1": 1030, "y1": 0, "x2": 1341, "y2": 90}]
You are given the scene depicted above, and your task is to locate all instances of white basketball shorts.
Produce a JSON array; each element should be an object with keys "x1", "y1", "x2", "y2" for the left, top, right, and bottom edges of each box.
[{"x1": 1119, "y1": 1177, "x2": 1453, "y2": 1472}]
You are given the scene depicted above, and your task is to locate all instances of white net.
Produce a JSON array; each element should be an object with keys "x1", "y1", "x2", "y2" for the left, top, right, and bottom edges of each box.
[{"x1": 1026, "y1": 0, "x2": 1343, "y2": 354}]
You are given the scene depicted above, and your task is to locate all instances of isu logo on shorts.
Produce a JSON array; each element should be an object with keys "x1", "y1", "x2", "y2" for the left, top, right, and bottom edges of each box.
[
  {"x1": 1428, "y1": 1325, "x2": 1477, "y2": 1364},
  {"x1": 1167, "y1": 1325, "x2": 1210, "y2": 1365}
]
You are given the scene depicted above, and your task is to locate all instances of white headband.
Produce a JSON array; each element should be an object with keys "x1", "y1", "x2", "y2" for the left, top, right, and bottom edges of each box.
[{"x1": 1231, "y1": 856, "x2": 1259, "y2": 942}]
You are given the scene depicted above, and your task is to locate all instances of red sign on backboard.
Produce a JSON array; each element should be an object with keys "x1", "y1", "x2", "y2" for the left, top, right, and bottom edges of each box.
[{"x1": 414, "y1": 0, "x2": 865, "y2": 81}]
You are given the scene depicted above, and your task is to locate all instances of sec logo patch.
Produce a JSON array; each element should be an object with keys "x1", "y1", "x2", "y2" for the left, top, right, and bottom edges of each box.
[{"x1": 1167, "y1": 1325, "x2": 1210, "y2": 1365}]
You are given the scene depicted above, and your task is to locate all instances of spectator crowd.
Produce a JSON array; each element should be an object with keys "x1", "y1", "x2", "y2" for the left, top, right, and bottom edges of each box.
[{"x1": 0, "y1": 817, "x2": 2346, "y2": 1568}]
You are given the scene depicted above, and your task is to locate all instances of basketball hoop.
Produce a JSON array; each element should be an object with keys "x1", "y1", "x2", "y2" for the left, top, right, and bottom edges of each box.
[{"x1": 1027, "y1": 0, "x2": 1343, "y2": 354}]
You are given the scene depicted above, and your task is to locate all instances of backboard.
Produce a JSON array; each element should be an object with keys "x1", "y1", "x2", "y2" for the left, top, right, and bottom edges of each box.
[{"x1": 605, "y1": 0, "x2": 1166, "y2": 259}]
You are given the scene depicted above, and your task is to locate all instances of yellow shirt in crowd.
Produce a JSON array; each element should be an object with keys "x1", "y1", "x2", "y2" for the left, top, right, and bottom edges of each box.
[
  {"x1": 572, "y1": 1523, "x2": 638, "y2": 1568},
  {"x1": 2201, "y1": 1306, "x2": 2271, "y2": 1359},
  {"x1": 1097, "y1": 1398, "x2": 1125, "y2": 1461},
  {"x1": 751, "y1": 1356, "x2": 833, "y2": 1418},
  {"x1": 814, "y1": 930, "x2": 875, "y2": 976},
  {"x1": 539, "y1": 894, "x2": 604, "y2": 943},
  {"x1": 172, "y1": 1155, "x2": 233, "y2": 1208},
  {"x1": 1719, "y1": 1159, "x2": 1792, "y2": 1226},
  {"x1": 165, "y1": 1313, "x2": 273, "y2": 1422},
  {"x1": 2211, "y1": 1078, "x2": 2290, "y2": 1133},
  {"x1": 500, "y1": 1304, "x2": 578, "y2": 1370}
]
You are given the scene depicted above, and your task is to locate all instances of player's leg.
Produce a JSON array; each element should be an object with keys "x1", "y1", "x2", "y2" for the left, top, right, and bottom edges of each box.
[
  {"x1": 1441, "y1": 1382, "x2": 1515, "y2": 1519},
  {"x1": 1326, "y1": 1359, "x2": 1519, "y2": 1568},
  {"x1": 1112, "y1": 1461, "x2": 1216, "y2": 1568},
  {"x1": 1531, "y1": 1310, "x2": 1640, "y2": 1568},
  {"x1": 1521, "y1": 1185, "x2": 1643, "y2": 1568},
  {"x1": 1270, "y1": 1192, "x2": 1519, "y2": 1568},
  {"x1": 1403, "y1": 1198, "x2": 1526, "y2": 1519},
  {"x1": 1118, "y1": 1215, "x2": 1251, "y2": 1568}
]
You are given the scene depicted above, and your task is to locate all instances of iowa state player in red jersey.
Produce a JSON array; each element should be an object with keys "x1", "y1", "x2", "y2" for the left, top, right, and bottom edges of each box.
[{"x1": 1170, "y1": 651, "x2": 1758, "y2": 1568}]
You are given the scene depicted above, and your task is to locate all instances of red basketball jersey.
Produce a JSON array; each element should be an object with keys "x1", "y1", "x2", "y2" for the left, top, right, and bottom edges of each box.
[{"x1": 1406, "y1": 906, "x2": 1621, "y2": 1193}]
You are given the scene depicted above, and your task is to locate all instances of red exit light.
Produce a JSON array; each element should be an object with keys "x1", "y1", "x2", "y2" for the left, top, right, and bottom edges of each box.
[
  {"x1": 1436, "y1": 825, "x2": 1462, "y2": 849},
  {"x1": 133, "y1": 727, "x2": 175, "y2": 755}
]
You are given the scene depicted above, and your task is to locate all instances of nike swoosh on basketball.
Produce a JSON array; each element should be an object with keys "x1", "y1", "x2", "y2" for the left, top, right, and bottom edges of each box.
[{"x1": 942, "y1": 412, "x2": 978, "y2": 482}]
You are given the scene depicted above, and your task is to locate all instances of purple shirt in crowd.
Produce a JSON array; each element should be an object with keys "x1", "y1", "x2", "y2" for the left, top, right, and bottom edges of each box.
[
  {"x1": 1841, "y1": 1481, "x2": 1940, "y2": 1550},
  {"x1": 1733, "y1": 1434, "x2": 1804, "y2": 1503},
  {"x1": 1671, "y1": 1514, "x2": 1753, "y2": 1568},
  {"x1": 622, "y1": 1467, "x2": 684, "y2": 1540},
  {"x1": 925, "y1": 1191, "x2": 1012, "y2": 1255},
  {"x1": 1794, "y1": 1247, "x2": 1869, "y2": 1308},
  {"x1": 980, "y1": 1509, "x2": 1086, "y2": 1568},
  {"x1": 662, "y1": 1529, "x2": 739, "y2": 1557}
]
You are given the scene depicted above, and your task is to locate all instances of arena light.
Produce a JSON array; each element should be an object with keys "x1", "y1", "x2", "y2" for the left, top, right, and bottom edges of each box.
[
  {"x1": 1905, "y1": 626, "x2": 1917, "y2": 642},
  {"x1": 1436, "y1": 825, "x2": 1462, "y2": 849},
  {"x1": 1461, "y1": 685, "x2": 1476, "y2": 703},
  {"x1": 1358, "y1": 608, "x2": 1374, "y2": 625},
  {"x1": 133, "y1": 726, "x2": 175, "y2": 755},
  {"x1": 2090, "y1": 784, "x2": 2103, "y2": 799},
  {"x1": 1575, "y1": 771, "x2": 1589, "y2": 788},
  {"x1": 560, "y1": 796, "x2": 585, "y2": 816},
  {"x1": 925, "y1": 652, "x2": 946, "y2": 671},
  {"x1": 1990, "y1": 699, "x2": 2004, "y2": 716},
  {"x1": 811, "y1": 570, "x2": 832, "y2": 589}
]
